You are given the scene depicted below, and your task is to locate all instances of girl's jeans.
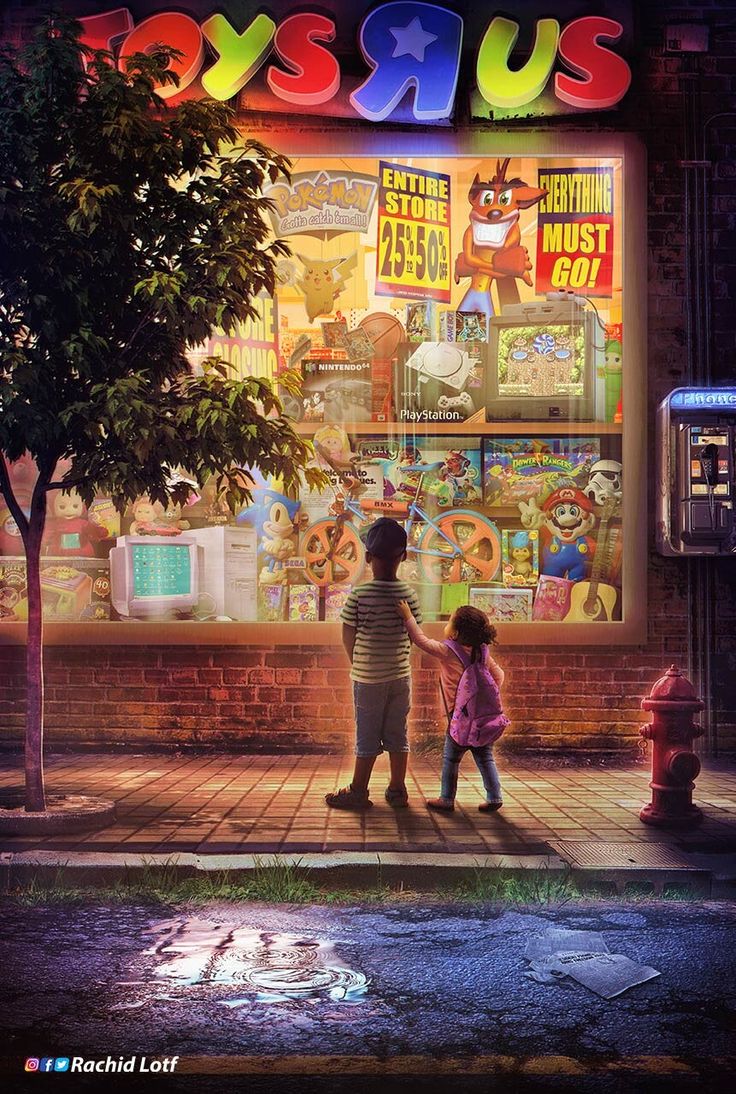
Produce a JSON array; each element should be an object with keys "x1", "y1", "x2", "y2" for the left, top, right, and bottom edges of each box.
[{"x1": 440, "y1": 732, "x2": 503, "y2": 803}]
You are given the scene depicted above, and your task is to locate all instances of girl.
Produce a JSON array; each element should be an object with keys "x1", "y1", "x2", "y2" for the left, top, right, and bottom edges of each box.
[{"x1": 397, "y1": 601, "x2": 508, "y2": 812}]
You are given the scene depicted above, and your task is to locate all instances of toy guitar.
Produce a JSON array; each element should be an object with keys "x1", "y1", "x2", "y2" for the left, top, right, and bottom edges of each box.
[{"x1": 564, "y1": 498, "x2": 620, "y2": 623}]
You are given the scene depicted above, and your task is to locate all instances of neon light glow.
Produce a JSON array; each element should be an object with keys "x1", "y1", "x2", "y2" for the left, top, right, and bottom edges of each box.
[
  {"x1": 200, "y1": 13, "x2": 276, "y2": 101},
  {"x1": 554, "y1": 18, "x2": 631, "y2": 109},
  {"x1": 350, "y1": 2, "x2": 464, "y2": 122},
  {"x1": 476, "y1": 17, "x2": 560, "y2": 111},
  {"x1": 117, "y1": 12, "x2": 204, "y2": 98},
  {"x1": 76, "y1": 4, "x2": 632, "y2": 120},
  {"x1": 266, "y1": 13, "x2": 340, "y2": 106}
]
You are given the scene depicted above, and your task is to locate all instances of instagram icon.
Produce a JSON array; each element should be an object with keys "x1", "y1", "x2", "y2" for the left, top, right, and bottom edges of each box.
[{"x1": 24, "y1": 1058, "x2": 40, "y2": 1072}]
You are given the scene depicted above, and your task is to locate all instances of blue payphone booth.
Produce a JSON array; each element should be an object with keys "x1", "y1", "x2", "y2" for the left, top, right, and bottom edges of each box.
[{"x1": 657, "y1": 387, "x2": 736, "y2": 556}]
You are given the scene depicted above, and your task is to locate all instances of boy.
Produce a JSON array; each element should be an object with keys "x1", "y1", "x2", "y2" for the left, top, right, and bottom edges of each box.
[{"x1": 326, "y1": 517, "x2": 422, "y2": 810}]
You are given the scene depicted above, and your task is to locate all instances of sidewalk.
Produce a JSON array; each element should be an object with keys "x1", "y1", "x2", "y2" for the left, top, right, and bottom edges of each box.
[{"x1": 1, "y1": 752, "x2": 734, "y2": 856}]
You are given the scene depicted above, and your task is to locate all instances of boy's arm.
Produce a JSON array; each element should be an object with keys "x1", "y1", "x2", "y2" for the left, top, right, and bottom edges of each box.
[
  {"x1": 342, "y1": 624, "x2": 356, "y2": 663},
  {"x1": 340, "y1": 590, "x2": 359, "y2": 663}
]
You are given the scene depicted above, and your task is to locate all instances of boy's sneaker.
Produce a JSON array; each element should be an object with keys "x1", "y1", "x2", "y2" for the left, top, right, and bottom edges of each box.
[
  {"x1": 426, "y1": 797, "x2": 455, "y2": 812},
  {"x1": 325, "y1": 785, "x2": 373, "y2": 810},
  {"x1": 385, "y1": 787, "x2": 409, "y2": 808},
  {"x1": 479, "y1": 800, "x2": 503, "y2": 812}
]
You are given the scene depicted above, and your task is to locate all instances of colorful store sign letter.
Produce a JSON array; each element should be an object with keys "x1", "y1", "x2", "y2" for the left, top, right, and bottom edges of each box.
[{"x1": 78, "y1": 3, "x2": 632, "y2": 122}]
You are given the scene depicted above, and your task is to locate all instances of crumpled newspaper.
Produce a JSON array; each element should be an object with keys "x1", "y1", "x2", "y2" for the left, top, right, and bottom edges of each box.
[{"x1": 524, "y1": 928, "x2": 660, "y2": 998}]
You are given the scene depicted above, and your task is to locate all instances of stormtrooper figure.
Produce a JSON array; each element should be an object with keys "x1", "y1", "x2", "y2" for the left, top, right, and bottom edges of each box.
[{"x1": 585, "y1": 459, "x2": 622, "y2": 507}]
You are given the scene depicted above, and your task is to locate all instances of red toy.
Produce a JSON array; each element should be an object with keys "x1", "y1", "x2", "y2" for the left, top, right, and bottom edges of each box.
[
  {"x1": 43, "y1": 490, "x2": 107, "y2": 557},
  {"x1": 539, "y1": 486, "x2": 597, "y2": 582}
]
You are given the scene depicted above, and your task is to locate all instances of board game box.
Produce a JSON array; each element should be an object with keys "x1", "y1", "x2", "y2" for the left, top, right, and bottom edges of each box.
[
  {"x1": 469, "y1": 586, "x2": 532, "y2": 622},
  {"x1": 484, "y1": 437, "x2": 599, "y2": 508}
]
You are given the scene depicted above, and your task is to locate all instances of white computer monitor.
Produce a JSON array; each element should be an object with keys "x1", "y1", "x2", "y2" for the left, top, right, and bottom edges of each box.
[{"x1": 110, "y1": 535, "x2": 200, "y2": 618}]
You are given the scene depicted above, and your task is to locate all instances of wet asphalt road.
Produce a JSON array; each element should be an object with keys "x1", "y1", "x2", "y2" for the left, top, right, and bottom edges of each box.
[{"x1": 3, "y1": 899, "x2": 735, "y2": 1094}]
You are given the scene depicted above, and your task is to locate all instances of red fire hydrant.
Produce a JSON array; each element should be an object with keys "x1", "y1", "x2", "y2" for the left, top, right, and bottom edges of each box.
[{"x1": 639, "y1": 665, "x2": 704, "y2": 828}]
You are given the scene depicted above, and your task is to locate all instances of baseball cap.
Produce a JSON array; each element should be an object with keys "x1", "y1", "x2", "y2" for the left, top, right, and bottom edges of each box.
[
  {"x1": 542, "y1": 486, "x2": 594, "y2": 514},
  {"x1": 361, "y1": 517, "x2": 407, "y2": 558}
]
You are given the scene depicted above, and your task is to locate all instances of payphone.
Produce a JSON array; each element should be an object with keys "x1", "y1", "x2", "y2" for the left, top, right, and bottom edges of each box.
[{"x1": 657, "y1": 387, "x2": 736, "y2": 555}]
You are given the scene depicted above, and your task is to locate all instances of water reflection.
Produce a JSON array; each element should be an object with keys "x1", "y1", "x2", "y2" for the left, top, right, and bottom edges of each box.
[{"x1": 145, "y1": 918, "x2": 369, "y2": 1004}]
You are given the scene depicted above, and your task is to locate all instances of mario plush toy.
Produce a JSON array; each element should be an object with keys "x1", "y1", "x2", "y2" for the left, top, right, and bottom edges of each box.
[{"x1": 540, "y1": 486, "x2": 596, "y2": 582}]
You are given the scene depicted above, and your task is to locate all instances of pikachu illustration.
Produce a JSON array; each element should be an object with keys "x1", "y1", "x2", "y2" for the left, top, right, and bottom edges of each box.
[{"x1": 295, "y1": 253, "x2": 357, "y2": 323}]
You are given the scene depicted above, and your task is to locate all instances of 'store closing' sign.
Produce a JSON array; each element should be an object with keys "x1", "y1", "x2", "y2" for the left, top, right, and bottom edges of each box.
[
  {"x1": 535, "y1": 167, "x2": 615, "y2": 297},
  {"x1": 207, "y1": 292, "x2": 279, "y2": 384}
]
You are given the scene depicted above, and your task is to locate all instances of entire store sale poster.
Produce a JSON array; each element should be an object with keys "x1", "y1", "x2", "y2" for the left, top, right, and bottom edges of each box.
[{"x1": 375, "y1": 161, "x2": 452, "y2": 303}]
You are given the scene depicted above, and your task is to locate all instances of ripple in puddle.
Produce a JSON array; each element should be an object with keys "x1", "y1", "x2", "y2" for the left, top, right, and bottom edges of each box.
[{"x1": 144, "y1": 918, "x2": 369, "y2": 1005}]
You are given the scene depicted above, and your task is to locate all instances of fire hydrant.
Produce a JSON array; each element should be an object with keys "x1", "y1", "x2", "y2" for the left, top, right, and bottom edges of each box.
[{"x1": 639, "y1": 665, "x2": 704, "y2": 828}]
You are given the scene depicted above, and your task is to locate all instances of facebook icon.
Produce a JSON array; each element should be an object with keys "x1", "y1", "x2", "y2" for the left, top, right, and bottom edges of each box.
[
  {"x1": 54, "y1": 1059, "x2": 70, "y2": 1072},
  {"x1": 39, "y1": 1058, "x2": 55, "y2": 1072}
]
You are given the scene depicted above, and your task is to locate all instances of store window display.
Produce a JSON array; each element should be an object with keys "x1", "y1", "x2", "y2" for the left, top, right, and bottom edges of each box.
[{"x1": 0, "y1": 151, "x2": 630, "y2": 633}]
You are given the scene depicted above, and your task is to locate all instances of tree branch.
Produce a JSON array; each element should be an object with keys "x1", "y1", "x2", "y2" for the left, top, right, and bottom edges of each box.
[
  {"x1": 118, "y1": 308, "x2": 156, "y2": 361},
  {"x1": 0, "y1": 451, "x2": 29, "y2": 538},
  {"x1": 46, "y1": 478, "x2": 85, "y2": 491}
]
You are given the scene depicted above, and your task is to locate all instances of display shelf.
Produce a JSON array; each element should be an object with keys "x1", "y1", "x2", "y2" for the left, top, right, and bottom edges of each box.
[
  {"x1": 0, "y1": 617, "x2": 644, "y2": 646},
  {"x1": 293, "y1": 420, "x2": 623, "y2": 436}
]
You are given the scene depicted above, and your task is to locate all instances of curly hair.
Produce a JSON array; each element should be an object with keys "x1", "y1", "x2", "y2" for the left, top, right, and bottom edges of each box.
[{"x1": 452, "y1": 606, "x2": 497, "y2": 662}]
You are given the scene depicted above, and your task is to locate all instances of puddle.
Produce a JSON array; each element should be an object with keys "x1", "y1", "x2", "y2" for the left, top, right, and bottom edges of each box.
[{"x1": 144, "y1": 918, "x2": 369, "y2": 1004}]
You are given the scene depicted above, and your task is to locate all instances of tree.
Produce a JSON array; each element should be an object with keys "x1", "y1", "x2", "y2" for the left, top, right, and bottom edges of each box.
[{"x1": 0, "y1": 15, "x2": 323, "y2": 811}]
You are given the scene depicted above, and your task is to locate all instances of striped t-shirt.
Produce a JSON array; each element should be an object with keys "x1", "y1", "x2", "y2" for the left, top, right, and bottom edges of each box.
[{"x1": 340, "y1": 581, "x2": 422, "y2": 683}]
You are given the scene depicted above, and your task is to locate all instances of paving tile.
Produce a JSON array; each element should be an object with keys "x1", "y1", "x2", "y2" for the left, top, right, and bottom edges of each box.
[{"x1": 2, "y1": 753, "x2": 734, "y2": 855}]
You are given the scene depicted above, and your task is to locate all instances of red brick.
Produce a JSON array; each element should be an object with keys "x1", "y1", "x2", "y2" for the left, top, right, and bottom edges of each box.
[
  {"x1": 264, "y1": 652, "x2": 313, "y2": 668},
  {"x1": 275, "y1": 668, "x2": 303, "y2": 685},
  {"x1": 254, "y1": 687, "x2": 283, "y2": 704},
  {"x1": 247, "y1": 668, "x2": 275, "y2": 685},
  {"x1": 217, "y1": 651, "x2": 266, "y2": 668}
]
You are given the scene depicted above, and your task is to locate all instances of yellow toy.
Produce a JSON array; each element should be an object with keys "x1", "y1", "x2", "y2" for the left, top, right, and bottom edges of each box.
[{"x1": 295, "y1": 253, "x2": 357, "y2": 323}]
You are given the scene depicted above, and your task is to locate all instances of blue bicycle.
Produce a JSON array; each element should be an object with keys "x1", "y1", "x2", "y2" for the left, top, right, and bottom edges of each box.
[{"x1": 303, "y1": 461, "x2": 501, "y2": 587}]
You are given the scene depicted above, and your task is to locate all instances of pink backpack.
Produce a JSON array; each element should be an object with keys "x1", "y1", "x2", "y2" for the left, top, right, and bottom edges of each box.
[{"x1": 443, "y1": 640, "x2": 509, "y2": 748}]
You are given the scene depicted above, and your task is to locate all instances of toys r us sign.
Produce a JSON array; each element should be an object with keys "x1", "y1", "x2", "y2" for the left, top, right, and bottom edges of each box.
[{"x1": 73, "y1": 1, "x2": 632, "y2": 124}]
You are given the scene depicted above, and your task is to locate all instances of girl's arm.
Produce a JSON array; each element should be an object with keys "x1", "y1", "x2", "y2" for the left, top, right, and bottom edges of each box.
[
  {"x1": 485, "y1": 650, "x2": 505, "y2": 688},
  {"x1": 396, "y1": 600, "x2": 449, "y2": 660}
]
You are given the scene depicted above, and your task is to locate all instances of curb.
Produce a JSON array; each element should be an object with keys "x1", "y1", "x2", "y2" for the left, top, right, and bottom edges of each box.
[
  {"x1": 0, "y1": 848, "x2": 728, "y2": 896},
  {"x1": 0, "y1": 849, "x2": 565, "y2": 890}
]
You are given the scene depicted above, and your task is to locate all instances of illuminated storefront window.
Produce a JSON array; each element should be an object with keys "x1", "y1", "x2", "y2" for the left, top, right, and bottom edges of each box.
[{"x1": 0, "y1": 125, "x2": 644, "y2": 643}]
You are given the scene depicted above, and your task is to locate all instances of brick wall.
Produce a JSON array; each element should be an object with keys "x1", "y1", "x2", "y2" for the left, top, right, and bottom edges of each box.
[
  {"x1": 0, "y1": 638, "x2": 671, "y2": 756},
  {"x1": 1, "y1": 0, "x2": 735, "y2": 755}
]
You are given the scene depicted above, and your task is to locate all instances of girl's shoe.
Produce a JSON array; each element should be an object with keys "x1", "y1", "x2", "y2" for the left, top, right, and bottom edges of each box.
[
  {"x1": 385, "y1": 787, "x2": 409, "y2": 808},
  {"x1": 479, "y1": 800, "x2": 503, "y2": 813},
  {"x1": 427, "y1": 797, "x2": 455, "y2": 812},
  {"x1": 325, "y1": 785, "x2": 373, "y2": 810}
]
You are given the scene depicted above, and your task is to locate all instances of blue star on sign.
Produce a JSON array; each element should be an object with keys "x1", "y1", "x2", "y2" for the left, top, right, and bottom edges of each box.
[{"x1": 390, "y1": 17, "x2": 438, "y2": 62}]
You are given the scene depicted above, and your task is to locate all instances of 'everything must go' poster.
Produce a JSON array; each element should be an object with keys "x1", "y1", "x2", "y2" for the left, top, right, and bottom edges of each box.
[
  {"x1": 535, "y1": 166, "x2": 615, "y2": 298},
  {"x1": 375, "y1": 161, "x2": 451, "y2": 303}
]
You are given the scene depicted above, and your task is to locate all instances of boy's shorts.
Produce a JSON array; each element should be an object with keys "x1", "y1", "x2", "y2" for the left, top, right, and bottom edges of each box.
[{"x1": 353, "y1": 677, "x2": 411, "y2": 757}]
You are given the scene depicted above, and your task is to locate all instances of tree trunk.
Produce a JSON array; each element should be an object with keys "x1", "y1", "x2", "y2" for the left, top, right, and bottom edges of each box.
[{"x1": 24, "y1": 492, "x2": 47, "y2": 812}]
